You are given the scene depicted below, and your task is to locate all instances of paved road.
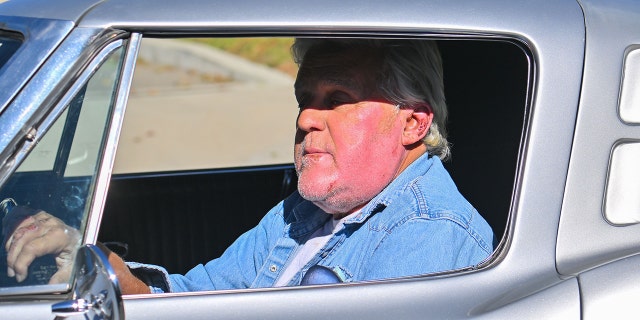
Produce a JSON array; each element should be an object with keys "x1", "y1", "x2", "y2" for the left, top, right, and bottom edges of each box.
[{"x1": 113, "y1": 39, "x2": 298, "y2": 174}]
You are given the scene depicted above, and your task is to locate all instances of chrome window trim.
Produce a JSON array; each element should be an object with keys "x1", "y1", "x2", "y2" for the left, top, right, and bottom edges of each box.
[{"x1": 84, "y1": 32, "x2": 141, "y2": 244}]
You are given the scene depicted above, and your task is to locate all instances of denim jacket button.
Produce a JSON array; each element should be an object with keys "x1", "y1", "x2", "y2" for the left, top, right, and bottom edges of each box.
[{"x1": 269, "y1": 265, "x2": 278, "y2": 272}]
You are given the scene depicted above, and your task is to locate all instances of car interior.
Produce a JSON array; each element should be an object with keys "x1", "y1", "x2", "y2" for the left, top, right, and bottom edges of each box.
[
  {"x1": 98, "y1": 38, "x2": 529, "y2": 275},
  {"x1": 0, "y1": 37, "x2": 529, "y2": 283}
]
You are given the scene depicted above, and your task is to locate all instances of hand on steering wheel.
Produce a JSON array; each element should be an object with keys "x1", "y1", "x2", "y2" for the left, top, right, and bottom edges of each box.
[{"x1": 5, "y1": 210, "x2": 81, "y2": 284}]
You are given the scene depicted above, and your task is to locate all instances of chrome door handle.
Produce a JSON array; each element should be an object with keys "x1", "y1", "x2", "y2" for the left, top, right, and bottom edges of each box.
[
  {"x1": 51, "y1": 298, "x2": 91, "y2": 317},
  {"x1": 52, "y1": 289, "x2": 110, "y2": 318}
]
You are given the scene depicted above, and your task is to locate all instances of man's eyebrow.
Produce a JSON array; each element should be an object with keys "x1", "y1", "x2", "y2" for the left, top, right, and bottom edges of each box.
[
  {"x1": 322, "y1": 77, "x2": 362, "y2": 91},
  {"x1": 295, "y1": 75, "x2": 364, "y2": 95},
  {"x1": 318, "y1": 65, "x2": 363, "y2": 88}
]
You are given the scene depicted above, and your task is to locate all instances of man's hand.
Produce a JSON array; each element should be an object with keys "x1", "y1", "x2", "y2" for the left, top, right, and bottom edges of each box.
[
  {"x1": 4, "y1": 208, "x2": 150, "y2": 294},
  {"x1": 5, "y1": 211, "x2": 80, "y2": 284}
]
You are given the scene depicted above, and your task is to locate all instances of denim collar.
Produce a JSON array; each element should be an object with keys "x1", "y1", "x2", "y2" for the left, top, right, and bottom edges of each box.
[{"x1": 346, "y1": 152, "x2": 435, "y2": 225}]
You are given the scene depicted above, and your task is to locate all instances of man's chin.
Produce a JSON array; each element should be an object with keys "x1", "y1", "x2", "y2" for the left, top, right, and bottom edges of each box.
[
  {"x1": 298, "y1": 184, "x2": 333, "y2": 209},
  {"x1": 298, "y1": 189, "x2": 356, "y2": 214},
  {"x1": 296, "y1": 170, "x2": 334, "y2": 197},
  {"x1": 297, "y1": 186, "x2": 329, "y2": 203}
]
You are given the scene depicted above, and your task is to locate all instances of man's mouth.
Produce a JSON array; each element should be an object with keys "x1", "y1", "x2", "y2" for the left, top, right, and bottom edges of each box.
[
  {"x1": 303, "y1": 146, "x2": 326, "y2": 156},
  {"x1": 300, "y1": 146, "x2": 332, "y2": 165}
]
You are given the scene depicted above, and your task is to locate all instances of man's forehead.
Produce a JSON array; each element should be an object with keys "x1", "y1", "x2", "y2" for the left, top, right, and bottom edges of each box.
[
  {"x1": 294, "y1": 46, "x2": 377, "y2": 94},
  {"x1": 294, "y1": 68, "x2": 364, "y2": 93}
]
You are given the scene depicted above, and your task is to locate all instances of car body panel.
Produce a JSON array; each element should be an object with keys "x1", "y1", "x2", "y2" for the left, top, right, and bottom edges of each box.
[
  {"x1": 558, "y1": 0, "x2": 640, "y2": 275},
  {"x1": 123, "y1": 275, "x2": 580, "y2": 319},
  {"x1": 77, "y1": 0, "x2": 580, "y2": 40},
  {"x1": 579, "y1": 254, "x2": 640, "y2": 319}
]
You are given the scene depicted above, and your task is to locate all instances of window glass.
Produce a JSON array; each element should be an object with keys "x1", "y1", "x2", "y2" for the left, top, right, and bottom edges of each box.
[
  {"x1": 0, "y1": 45, "x2": 124, "y2": 291},
  {"x1": 0, "y1": 32, "x2": 22, "y2": 69},
  {"x1": 15, "y1": 110, "x2": 64, "y2": 172},
  {"x1": 17, "y1": 51, "x2": 120, "y2": 176}
]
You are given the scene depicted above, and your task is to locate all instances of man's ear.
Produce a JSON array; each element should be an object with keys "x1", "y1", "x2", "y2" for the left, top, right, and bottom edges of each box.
[{"x1": 401, "y1": 103, "x2": 434, "y2": 146}]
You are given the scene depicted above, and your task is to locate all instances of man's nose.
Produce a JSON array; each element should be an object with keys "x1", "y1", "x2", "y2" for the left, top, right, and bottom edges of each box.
[{"x1": 297, "y1": 107, "x2": 325, "y2": 132}]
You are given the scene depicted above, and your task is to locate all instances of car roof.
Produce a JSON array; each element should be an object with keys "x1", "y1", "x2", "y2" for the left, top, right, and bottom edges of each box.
[
  {"x1": 1, "y1": 0, "x2": 582, "y2": 36},
  {"x1": 82, "y1": 0, "x2": 581, "y2": 34},
  {"x1": 0, "y1": 0, "x2": 102, "y2": 22}
]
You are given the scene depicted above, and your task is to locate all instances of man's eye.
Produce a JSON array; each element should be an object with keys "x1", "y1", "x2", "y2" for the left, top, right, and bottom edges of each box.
[
  {"x1": 328, "y1": 98, "x2": 354, "y2": 108},
  {"x1": 327, "y1": 92, "x2": 355, "y2": 108},
  {"x1": 329, "y1": 99, "x2": 343, "y2": 107}
]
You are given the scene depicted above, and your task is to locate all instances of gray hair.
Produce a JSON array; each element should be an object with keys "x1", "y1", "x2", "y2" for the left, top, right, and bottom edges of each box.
[{"x1": 291, "y1": 38, "x2": 450, "y2": 160}]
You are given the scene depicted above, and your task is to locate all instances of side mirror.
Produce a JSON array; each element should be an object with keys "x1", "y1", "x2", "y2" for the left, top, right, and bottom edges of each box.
[{"x1": 51, "y1": 244, "x2": 124, "y2": 320}]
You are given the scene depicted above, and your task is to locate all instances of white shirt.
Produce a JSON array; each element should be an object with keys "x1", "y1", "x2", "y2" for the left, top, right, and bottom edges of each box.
[{"x1": 274, "y1": 211, "x2": 358, "y2": 286}]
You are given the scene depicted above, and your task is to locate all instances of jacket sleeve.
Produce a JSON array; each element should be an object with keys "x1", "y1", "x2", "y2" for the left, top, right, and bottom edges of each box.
[{"x1": 127, "y1": 201, "x2": 286, "y2": 293}]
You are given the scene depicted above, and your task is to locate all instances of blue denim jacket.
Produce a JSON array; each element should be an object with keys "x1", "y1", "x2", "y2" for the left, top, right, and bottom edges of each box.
[{"x1": 130, "y1": 153, "x2": 494, "y2": 292}]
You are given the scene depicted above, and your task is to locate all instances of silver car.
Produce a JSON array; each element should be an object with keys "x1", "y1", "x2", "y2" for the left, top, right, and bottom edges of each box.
[{"x1": 1, "y1": 0, "x2": 639, "y2": 318}]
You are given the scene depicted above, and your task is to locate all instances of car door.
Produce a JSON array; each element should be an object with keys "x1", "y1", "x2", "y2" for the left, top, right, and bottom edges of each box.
[{"x1": 80, "y1": 0, "x2": 584, "y2": 319}]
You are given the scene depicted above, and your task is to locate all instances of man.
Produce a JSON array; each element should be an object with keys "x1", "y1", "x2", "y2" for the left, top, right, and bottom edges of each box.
[{"x1": 5, "y1": 38, "x2": 494, "y2": 293}]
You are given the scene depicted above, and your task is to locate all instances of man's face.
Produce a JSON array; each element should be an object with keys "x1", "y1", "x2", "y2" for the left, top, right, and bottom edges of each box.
[{"x1": 293, "y1": 46, "x2": 411, "y2": 215}]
